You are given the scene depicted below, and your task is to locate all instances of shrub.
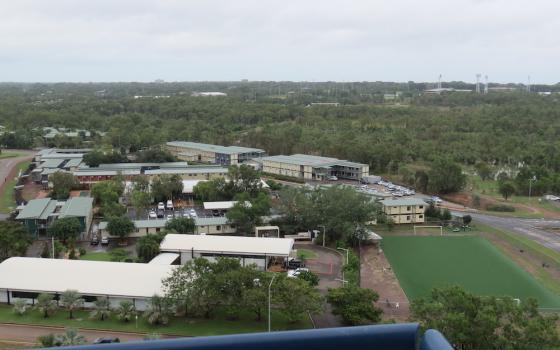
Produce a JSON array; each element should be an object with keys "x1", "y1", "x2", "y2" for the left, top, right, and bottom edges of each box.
[
  {"x1": 79, "y1": 248, "x2": 87, "y2": 256},
  {"x1": 486, "y1": 204, "x2": 515, "y2": 212}
]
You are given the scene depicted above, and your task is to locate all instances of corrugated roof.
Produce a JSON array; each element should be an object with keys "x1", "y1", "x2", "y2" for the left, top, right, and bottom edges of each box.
[
  {"x1": 144, "y1": 167, "x2": 227, "y2": 175},
  {"x1": 99, "y1": 219, "x2": 167, "y2": 231},
  {"x1": 64, "y1": 158, "x2": 83, "y2": 168},
  {"x1": 261, "y1": 154, "x2": 367, "y2": 168},
  {"x1": 203, "y1": 201, "x2": 251, "y2": 210},
  {"x1": 167, "y1": 141, "x2": 265, "y2": 155},
  {"x1": 59, "y1": 197, "x2": 93, "y2": 218},
  {"x1": 380, "y1": 198, "x2": 427, "y2": 206},
  {"x1": 16, "y1": 198, "x2": 55, "y2": 220},
  {"x1": 160, "y1": 234, "x2": 294, "y2": 256},
  {"x1": 0, "y1": 257, "x2": 175, "y2": 298},
  {"x1": 148, "y1": 253, "x2": 180, "y2": 265},
  {"x1": 39, "y1": 159, "x2": 66, "y2": 169},
  {"x1": 96, "y1": 162, "x2": 190, "y2": 170}
]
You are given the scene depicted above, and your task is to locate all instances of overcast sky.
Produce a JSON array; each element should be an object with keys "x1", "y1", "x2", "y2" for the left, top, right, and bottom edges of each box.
[{"x1": 1, "y1": 0, "x2": 558, "y2": 83}]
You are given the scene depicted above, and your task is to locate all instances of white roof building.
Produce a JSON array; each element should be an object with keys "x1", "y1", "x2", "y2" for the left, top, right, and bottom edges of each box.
[
  {"x1": 0, "y1": 257, "x2": 175, "y2": 299},
  {"x1": 203, "y1": 201, "x2": 251, "y2": 210},
  {"x1": 160, "y1": 234, "x2": 294, "y2": 257}
]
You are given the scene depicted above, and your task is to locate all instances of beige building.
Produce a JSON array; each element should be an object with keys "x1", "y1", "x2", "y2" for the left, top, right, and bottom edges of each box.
[
  {"x1": 381, "y1": 198, "x2": 427, "y2": 224},
  {"x1": 166, "y1": 141, "x2": 265, "y2": 166},
  {"x1": 98, "y1": 217, "x2": 236, "y2": 238},
  {"x1": 261, "y1": 154, "x2": 369, "y2": 181}
]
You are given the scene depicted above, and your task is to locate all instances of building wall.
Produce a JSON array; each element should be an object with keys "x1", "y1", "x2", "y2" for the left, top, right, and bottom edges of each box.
[
  {"x1": 194, "y1": 224, "x2": 237, "y2": 235},
  {"x1": 262, "y1": 160, "x2": 313, "y2": 179},
  {"x1": 179, "y1": 251, "x2": 267, "y2": 270},
  {"x1": 384, "y1": 204, "x2": 426, "y2": 224}
]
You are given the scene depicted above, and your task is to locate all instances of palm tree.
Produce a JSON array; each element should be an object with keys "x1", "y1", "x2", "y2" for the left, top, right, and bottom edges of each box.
[
  {"x1": 143, "y1": 295, "x2": 172, "y2": 325},
  {"x1": 90, "y1": 297, "x2": 111, "y2": 321},
  {"x1": 116, "y1": 300, "x2": 136, "y2": 322},
  {"x1": 35, "y1": 293, "x2": 57, "y2": 318},
  {"x1": 55, "y1": 328, "x2": 86, "y2": 346},
  {"x1": 60, "y1": 290, "x2": 84, "y2": 319},
  {"x1": 12, "y1": 299, "x2": 28, "y2": 316}
]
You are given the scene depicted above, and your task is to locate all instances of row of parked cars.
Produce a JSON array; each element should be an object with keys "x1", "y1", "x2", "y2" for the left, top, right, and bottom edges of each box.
[{"x1": 376, "y1": 180, "x2": 415, "y2": 197}]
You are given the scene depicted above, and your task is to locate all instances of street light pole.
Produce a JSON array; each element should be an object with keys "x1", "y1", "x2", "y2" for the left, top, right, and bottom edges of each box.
[
  {"x1": 268, "y1": 274, "x2": 277, "y2": 332},
  {"x1": 337, "y1": 248, "x2": 349, "y2": 287},
  {"x1": 529, "y1": 176, "x2": 537, "y2": 198}
]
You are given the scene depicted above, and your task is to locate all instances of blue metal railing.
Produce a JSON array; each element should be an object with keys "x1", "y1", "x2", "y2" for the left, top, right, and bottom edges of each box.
[{"x1": 38, "y1": 323, "x2": 453, "y2": 350}]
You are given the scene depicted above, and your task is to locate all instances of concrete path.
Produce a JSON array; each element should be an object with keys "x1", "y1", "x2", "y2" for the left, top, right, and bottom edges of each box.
[
  {"x1": 454, "y1": 211, "x2": 560, "y2": 253},
  {"x1": 0, "y1": 323, "x2": 149, "y2": 346}
]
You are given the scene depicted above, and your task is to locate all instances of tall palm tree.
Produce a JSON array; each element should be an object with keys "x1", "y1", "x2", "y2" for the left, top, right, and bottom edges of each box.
[
  {"x1": 116, "y1": 300, "x2": 136, "y2": 322},
  {"x1": 90, "y1": 297, "x2": 111, "y2": 321},
  {"x1": 35, "y1": 293, "x2": 57, "y2": 318},
  {"x1": 55, "y1": 328, "x2": 86, "y2": 346},
  {"x1": 60, "y1": 290, "x2": 84, "y2": 319}
]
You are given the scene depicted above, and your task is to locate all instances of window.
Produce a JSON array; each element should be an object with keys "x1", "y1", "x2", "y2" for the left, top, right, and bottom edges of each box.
[
  {"x1": 407, "y1": 206, "x2": 411, "y2": 211},
  {"x1": 12, "y1": 291, "x2": 39, "y2": 299},
  {"x1": 216, "y1": 225, "x2": 221, "y2": 231},
  {"x1": 406, "y1": 216, "x2": 411, "y2": 220},
  {"x1": 156, "y1": 228, "x2": 160, "y2": 232},
  {"x1": 83, "y1": 295, "x2": 97, "y2": 303},
  {"x1": 419, "y1": 215, "x2": 424, "y2": 219},
  {"x1": 419, "y1": 205, "x2": 424, "y2": 209}
]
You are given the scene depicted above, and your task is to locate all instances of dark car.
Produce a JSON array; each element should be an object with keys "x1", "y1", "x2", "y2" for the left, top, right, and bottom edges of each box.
[
  {"x1": 90, "y1": 234, "x2": 99, "y2": 245},
  {"x1": 93, "y1": 337, "x2": 120, "y2": 344},
  {"x1": 284, "y1": 259, "x2": 305, "y2": 269}
]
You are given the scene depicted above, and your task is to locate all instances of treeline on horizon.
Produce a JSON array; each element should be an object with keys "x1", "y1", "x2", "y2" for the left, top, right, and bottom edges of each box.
[{"x1": 1, "y1": 82, "x2": 560, "y2": 182}]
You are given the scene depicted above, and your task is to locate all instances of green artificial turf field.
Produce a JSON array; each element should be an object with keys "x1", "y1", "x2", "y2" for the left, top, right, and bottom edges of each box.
[{"x1": 382, "y1": 235, "x2": 560, "y2": 308}]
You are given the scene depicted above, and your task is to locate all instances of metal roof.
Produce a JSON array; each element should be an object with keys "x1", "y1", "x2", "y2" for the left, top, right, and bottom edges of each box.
[
  {"x1": 59, "y1": 197, "x2": 93, "y2": 218},
  {"x1": 96, "y1": 162, "x2": 190, "y2": 170},
  {"x1": 99, "y1": 219, "x2": 167, "y2": 231},
  {"x1": 64, "y1": 158, "x2": 83, "y2": 168},
  {"x1": 381, "y1": 198, "x2": 427, "y2": 206},
  {"x1": 167, "y1": 141, "x2": 265, "y2": 155},
  {"x1": 148, "y1": 253, "x2": 180, "y2": 265},
  {"x1": 16, "y1": 198, "x2": 55, "y2": 220},
  {"x1": 261, "y1": 154, "x2": 367, "y2": 168},
  {"x1": 144, "y1": 167, "x2": 227, "y2": 175},
  {"x1": 160, "y1": 234, "x2": 294, "y2": 256},
  {"x1": 203, "y1": 201, "x2": 251, "y2": 210},
  {"x1": 39, "y1": 158, "x2": 66, "y2": 169},
  {"x1": 0, "y1": 257, "x2": 175, "y2": 298},
  {"x1": 74, "y1": 169, "x2": 141, "y2": 176}
]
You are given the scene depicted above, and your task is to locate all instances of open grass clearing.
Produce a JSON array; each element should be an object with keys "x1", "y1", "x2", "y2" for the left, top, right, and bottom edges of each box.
[
  {"x1": 0, "y1": 305, "x2": 311, "y2": 337},
  {"x1": 0, "y1": 151, "x2": 23, "y2": 159},
  {"x1": 79, "y1": 252, "x2": 112, "y2": 262},
  {"x1": 296, "y1": 248, "x2": 318, "y2": 260},
  {"x1": 0, "y1": 161, "x2": 31, "y2": 214},
  {"x1": 381, "y1": 235, "x2": 560, "y2": 308}
]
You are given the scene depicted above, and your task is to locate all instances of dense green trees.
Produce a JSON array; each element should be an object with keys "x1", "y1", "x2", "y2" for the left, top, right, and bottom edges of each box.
[
  {"x1": 226, "y1": 192, "x2": 271, "y2": 234},
  {"x1": 327, "y1": 286, "x2": 382, "y2": 325},
  {"x1": 276, "y1": 186, "x2": 379, "y2": 245},
  {"x1": 50, "y1": 172, "x2": 79, "y2": 200},
  {"x1": 411, "y1": 286, "x2": 560, "y2": 350},
  {"x1": 165, "y1": 217, "x2": 195, "y2": 234},
  {"x1": 107, "y1": 216, "x2": 135, "y2": 241},
  {"x1": 47, "y1": 217, "x2": 81, "y2": 245},
  {"x1": 0, "y1": 222, "x2": 32, "y2": 262},
  {"x1": 136, "y1": 233, "x2": 165, "y2": 262},
  {"x1": 427, "y1": 158, "x2": 466, "y2": 194},
  {"x1": 151, "y1": 174, "x2": 183, "y2": 202}
]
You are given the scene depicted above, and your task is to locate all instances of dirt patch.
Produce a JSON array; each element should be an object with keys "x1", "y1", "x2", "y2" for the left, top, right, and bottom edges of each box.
[
  {"x1": 21, "y1": 182, "x2": 43, "y2": 201},
  {"x1": 360, "y1": 245, "x2": 410, "y2": 322}
]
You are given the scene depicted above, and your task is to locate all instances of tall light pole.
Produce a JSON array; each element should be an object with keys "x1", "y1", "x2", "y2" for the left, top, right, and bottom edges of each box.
[
  {"x1": 319, "y1": 225, "x2": 326, "y2": 247},
  {"x1": 337, "y1": 248, "x2": 349, "y2": 287},
  {"x1": 268, "y1": 274, "x2": 277, "y2": 332},
  {"x1": 529, "y1": 176, "x2": 537, "y2": 198}
]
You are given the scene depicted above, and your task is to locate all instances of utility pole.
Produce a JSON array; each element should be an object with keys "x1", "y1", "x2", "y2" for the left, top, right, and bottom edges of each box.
[
  {"x1": 319, "y1": 225, "x2": 326, "y2": 247},
  {"x1": 268, "y1": 274, "x2": 277, "y2": 332},
  {"x1": 337, "y1": 248, "x2": 349, "y2": 287},
  {"x1": 529, "y1": 176, "x2": 537, "y2": 197},
  {"x1": 51, "y1": 236, "x2": 55, "y2": 259}
]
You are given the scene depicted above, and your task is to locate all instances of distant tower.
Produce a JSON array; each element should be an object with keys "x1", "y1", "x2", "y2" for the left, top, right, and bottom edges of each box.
[
  {"x1": 484, "y1": 75, "x2": 489, "y2": 94},
  {"x1": 527, "y1": 75, "x2": 531, "y2": 93},
  {"x1": 476, "y1": 74, "x2": 481, "y2": 93},
  {"x1": 438, "y1": 74, "x2": 442, "y2": 89}
]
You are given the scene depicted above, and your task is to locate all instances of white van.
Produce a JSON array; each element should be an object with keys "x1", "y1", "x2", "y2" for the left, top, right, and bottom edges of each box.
[{"x1": 166, "y1": 200, "x2": 174, "y2": 210}]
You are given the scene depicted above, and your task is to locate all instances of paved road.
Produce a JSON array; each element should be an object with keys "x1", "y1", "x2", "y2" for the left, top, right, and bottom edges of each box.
[
  {"x1": 453, "y1": 211, "x2": 560, "y2": 252},
  {"x1": 0, "y1": 150, "x2": 36, "y2": 220},
  {"x1": 0, "y1": 323, "x2": 148, "y2": 345}
]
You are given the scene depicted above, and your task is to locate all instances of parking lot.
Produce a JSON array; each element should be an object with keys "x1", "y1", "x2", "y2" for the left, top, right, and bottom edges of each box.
[{"x1": 127, "y1": 202, "x2": 226, "y2": 222}]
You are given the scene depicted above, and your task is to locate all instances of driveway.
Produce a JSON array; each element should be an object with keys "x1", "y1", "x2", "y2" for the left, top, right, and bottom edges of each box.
[
  {"x1": 454, "y1": 211, "x2": 560, "y2": 252},
  {"x1": 294, "y1": 243, "x2": 343, "y2": 328},
  {"x1": 0, "y1": 323, "x2": 149, "y2": 346}
]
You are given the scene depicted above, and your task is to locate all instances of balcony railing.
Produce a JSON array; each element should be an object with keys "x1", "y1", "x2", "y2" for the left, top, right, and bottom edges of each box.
[{"x1": 42, "y1": 323, "x2": 453, "y2": 350}]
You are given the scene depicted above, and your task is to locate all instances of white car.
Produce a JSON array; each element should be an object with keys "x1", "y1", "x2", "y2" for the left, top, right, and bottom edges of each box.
[
  {"x1": 157, "y1": 202, "x2": 165, "y2": 211},
  {"x1": 166, "y1": 214, "x2": 174, "y2": 221},
  {"x1": 189, "y1": 209, "x2": 197, "y2": 217},
  {"x1": 287, "y1": 267, "x2": 310, "y2": 278},
  {"x1": 166, "y1": 200, "x2": 174, "y2": 210},
  {"x1": 182, "y1": 211, "x2": 191, "y2": 218},
  {"x1": 328, "y1": 176, "x2": 338, "y2": 181},
  {"x1": 149, "y1": 210, "x2": 157, "y2": 219}
]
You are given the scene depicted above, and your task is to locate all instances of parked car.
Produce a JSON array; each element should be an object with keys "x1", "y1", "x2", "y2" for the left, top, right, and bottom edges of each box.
[
  {"x1": 166, "y1": 200, "x2": 174, "y2": 210},
  {"x1": 189, "y1": 209, "x2": 197, "y2": 217},
  {"x1": 157, "y1": 202, "x2": 165, "y2": 211},
  {"x1": 100, "y1": 236, "x2": 109, "y2": 246},
  {"x1": 90, "y1": 234, "x2": 99, "y2": 245},
  {"x1": 93, "y1": 337, "x2": 120, "y2": 344},
  {"x1": 149, "y1": 210, "x2": 157, "y2": 219},
  {"x1": 183, "y1": 211, "x2": 191, "y2": 218},
  {"x1": 328, "y1": 176, "x2": 338, "y2": 181},
  {"x1": 166, "y1": 214, "x2": 174, "y2": 221},
  {"x1": 157, "y1": 209, "x2": 164, "y2": 218},
  {"x1": 287, "y1": 267, "x2": 310, "y2": 278}
]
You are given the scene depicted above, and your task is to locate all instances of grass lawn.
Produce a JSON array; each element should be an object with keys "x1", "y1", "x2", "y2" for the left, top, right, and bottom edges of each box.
[
  {"x1": 297, "y1": 249, "x2": 318, "y2": 260},
  {"x1": 0, "y1": 305, "x2": 312, "y2": 337},
  {"x1": 381, "y1": 235, "x2": 560, "y2": 308},
  {"x1": 0, "y1": 161, "x2": 31, "y2": 214},
  {"x1": 0, "y1": 151, "x2": 23, "y2": 159},
  {"x1": 80, "y1": 252, "x2": 112, "y2": 261}
]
